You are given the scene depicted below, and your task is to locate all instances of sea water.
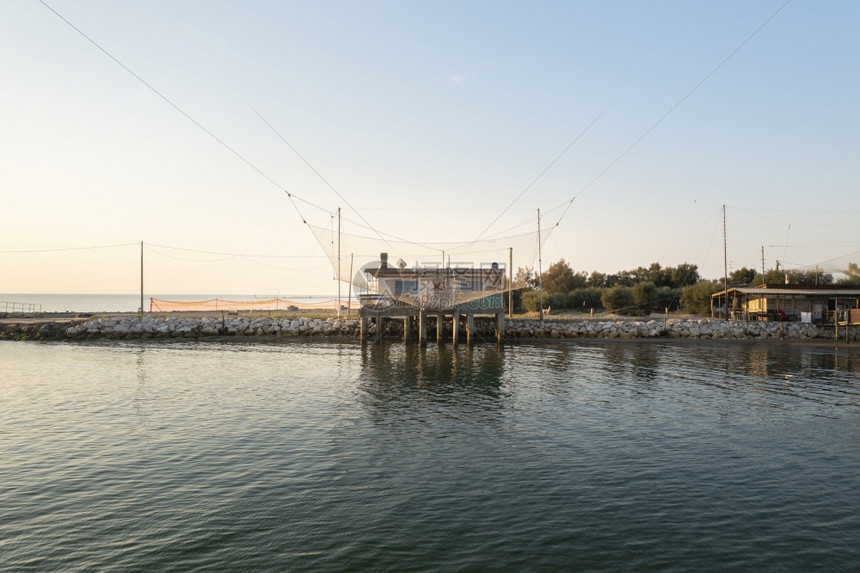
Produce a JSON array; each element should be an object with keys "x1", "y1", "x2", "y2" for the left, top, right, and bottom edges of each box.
[{"x1": 1, "y1": 339, "x2": 858, "y2": 571}]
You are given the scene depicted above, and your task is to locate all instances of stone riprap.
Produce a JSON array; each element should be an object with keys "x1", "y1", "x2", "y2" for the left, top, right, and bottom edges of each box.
[
  {"x1": 504, "y1": 318, "x2": 856, "y2": 341},
  {"x1": 0, "y1": 315, "x2": 856, "y2": 342}
]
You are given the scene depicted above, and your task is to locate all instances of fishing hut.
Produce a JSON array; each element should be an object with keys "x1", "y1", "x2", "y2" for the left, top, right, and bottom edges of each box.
[
  {"x1": 358, "y1": 253, "x2": 506, "y2": 344},
  {"x1": 711, "y1": 284, "x2": 860, "y2": 323}
]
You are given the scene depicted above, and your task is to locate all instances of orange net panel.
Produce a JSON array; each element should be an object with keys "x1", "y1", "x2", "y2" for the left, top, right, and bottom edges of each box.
[{"x1": 149, "y1": 298, "x2": 348, "y2": 312}]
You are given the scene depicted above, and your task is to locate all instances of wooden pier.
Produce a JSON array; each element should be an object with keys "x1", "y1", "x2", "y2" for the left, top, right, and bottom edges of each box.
[{"x1": 359, "y1": 303, "x2": 505, "y2": 345}]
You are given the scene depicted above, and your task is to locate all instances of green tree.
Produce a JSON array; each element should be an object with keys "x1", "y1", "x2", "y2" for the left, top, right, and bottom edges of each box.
[
  {"x1": 601, "y1": 285, "x2": 635, "y2": 315},
  {"x1": 569, "y1": 287, "x2": 604, "y2": 311},
  {"x1": 680, "y1": 280, "x2": 722, "y2": 316},
  {"x1": 513, "y1": 266, "x2": 537, "y2": 290},
  {"x1": 541, "y1": 259, "x2": 586, "y2": 294},
  {"x1": 655, "y1": 286, "x2": 682, "y2": 312},
  {"x1": 668, "y1": 263, "x2": 700, "y2": 288},
  {"x1": 511, "y1": 266, "x2": 537, "y2": 312},
  {"x1": 632, "y1": 281, "x2": 657, "y2": 316},
  {"x1": 729, "y1": 267, "x2": 758, "y2": 285},
  {"x1": 521, "y1": 290, "x2": 541, "y2": 313},
  {"x1": 586, "y1": 271, "x2": 608, "y2": 288},
  {"x1": 838, "y1": 262, "x2": 860, "y2": 286},
  {"x1": 758, "y1": 267, "x2": 833, "y2": 285}
]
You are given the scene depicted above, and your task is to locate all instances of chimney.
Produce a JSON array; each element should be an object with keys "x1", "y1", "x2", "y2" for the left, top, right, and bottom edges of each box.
[{"x1": 380, "y1": 252, "x2": 388, "y2": 269}]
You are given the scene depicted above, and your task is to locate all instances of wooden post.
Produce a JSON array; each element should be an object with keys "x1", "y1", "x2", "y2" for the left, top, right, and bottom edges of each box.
[
  {"x1": 403, "y1": 317, "x2": 411, "y2": 342},
  {"x1": 453, "y1": 310, "x2": 460, "y2": 345},
  {"x1": 466, "y1": 313, "x2": 474, "y2": 345},
  {"x1": 360, "y1": 315, "x2": 367, "y2": 344},
  {"x1": 437, "y1": 312, "x2": 444, "y2": 343},
  {"x1": 496, "y1": 311, "x2": 505, "y2": 344},
  {"x1": 419, "y1": 310, "x2": 427, "y2": 346},
  {"x1": 376, "y1": 317, "x2": 383, "y2": 344}
]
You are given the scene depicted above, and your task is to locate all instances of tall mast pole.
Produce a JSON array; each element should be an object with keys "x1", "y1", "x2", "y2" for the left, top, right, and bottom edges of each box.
[
  {"x1": 508, "y1": 247, "x2": 513, "y2": 319},
  {"x1": 140, "y1": 241, "x2": 144, "y2": 315},
  {"x1": 538, "y1": 208, "x2": 544, "y2": 322},
  {"x1": 723, "y1": 205, "x2": 728, "y2": 318},
  {"x1": 337, "y1": 207, "x2": 341, "y2": 318}
]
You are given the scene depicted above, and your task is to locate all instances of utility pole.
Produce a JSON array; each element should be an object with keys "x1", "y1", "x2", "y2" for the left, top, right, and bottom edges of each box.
[
  {"x1": 508, "y1": 247, "x2": 513, "y2": 319},
  {"x1": 337, "y1": 207, "x2": 341, "y2": 318},
  {"x1": 140, "y1": 241, "x2": 144, "y2": 315},
  {"x1": 538, "y1": 208, "x2": 544, "y2": 322},
  {"x1": 722, "y1": 205, "x2": 728, "y2": 318},
  {"x1": 761, "y1": 246, "x2": 765, "y2": 278}
]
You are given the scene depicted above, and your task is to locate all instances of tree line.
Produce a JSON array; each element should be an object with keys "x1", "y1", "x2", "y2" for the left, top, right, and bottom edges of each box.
[{"x1": 514, "y1": 259, "x2": 860, "y2": 316}]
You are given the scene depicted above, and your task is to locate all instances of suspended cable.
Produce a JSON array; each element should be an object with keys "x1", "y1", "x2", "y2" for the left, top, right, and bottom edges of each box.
[
  {"x1": 474, "y1": 109, "x2": 606, "y2": 242},
  {"x1": 37, "y1": 0, "x2": 312, "y2": 225},
  {"x1": 145, "y1": 243, "x2": 328, "y2": 258},
  {"x1": 546, "y1": 0, "x2": 793, "y2": 238},
  {"x1": 255, "y1": 111, "x2": 393, "y2": 246},
  {"x1": 0, "y1": 242, "x2": 138, "y2": 254}
]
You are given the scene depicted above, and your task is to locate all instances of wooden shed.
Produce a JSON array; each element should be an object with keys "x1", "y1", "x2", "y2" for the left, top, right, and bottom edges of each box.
[{"x1": 711, "y1": 284, "x2": 860, "y2": 323}]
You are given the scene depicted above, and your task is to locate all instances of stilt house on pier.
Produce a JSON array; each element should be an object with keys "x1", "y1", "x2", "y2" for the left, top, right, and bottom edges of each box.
[{"x1": 358, "y1": 253, "x2": 508, "y2": 343}]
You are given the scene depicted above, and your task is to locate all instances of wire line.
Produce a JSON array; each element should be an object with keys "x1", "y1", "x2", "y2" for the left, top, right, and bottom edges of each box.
[
  {"x1": 546, "y1": 0, "x2": 793, "y2": 238},
  {"x1": 37, "y1": 0, "x2": 312, "y2": 225}
]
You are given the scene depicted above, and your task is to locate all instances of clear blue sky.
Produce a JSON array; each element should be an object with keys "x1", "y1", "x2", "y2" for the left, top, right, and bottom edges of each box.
[{"x1": 2, "y1": 0, "x2": 858, "y2": 294}]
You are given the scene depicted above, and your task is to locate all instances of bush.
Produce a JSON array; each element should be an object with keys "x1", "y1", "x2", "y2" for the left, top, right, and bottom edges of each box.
[
  {"x1": 632, "y1": 281, "x2": 656, "y2": 316},
  {"x1": 601, "y1": 285, "x2": 635, "y2": 315},
  {"x1": 569, "y1": 287, "x2": 604, "y2": 311},
  {"x1": 521, "y1": 290, "x2": 541, "y2": 313},
  {"x1": 654, "y1": 286, "x2": 682, "y2": 312},
  {"x1": 680, "y1": 280, "x2": 723, "y2": 315}
]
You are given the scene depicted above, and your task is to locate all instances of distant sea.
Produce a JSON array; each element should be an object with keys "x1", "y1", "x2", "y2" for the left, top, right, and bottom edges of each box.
[{"x1": 0, "y1": 294, "x2": 343, "y2": 314}]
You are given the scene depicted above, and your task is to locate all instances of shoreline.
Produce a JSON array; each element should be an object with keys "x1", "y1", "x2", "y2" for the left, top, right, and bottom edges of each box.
[{"x1": 1, "y1": 312, "x2": 857, "y2": 345}]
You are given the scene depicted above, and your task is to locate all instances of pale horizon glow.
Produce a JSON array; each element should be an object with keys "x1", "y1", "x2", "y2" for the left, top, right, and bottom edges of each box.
[{"x1": 2, "y1": 1, "x2": 858, "y2": 295}]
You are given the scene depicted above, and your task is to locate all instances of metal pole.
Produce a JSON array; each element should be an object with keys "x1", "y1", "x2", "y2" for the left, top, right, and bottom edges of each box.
[
  {"x1": 140, "y1": 241, "x2": 144, "y2": 315},
  {"x1": 723, "y1": 205, "x2": 728, "y2": 318},
  {"x1": 508, "y1": 247, "x2": 513, "y2": 318},
  {"x1": 538, "y1": 208, "x2": 544, "y2": 322},
  {"x1": 337, "y1": 207, "x2": 341, "y2": 318},
  {"x1": 347, "y1": 253, "x2": 354, "y2": 316}
]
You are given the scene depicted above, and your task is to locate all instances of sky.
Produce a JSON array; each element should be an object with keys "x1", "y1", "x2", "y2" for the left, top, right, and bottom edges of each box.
[{"x1": 1, "y1": 0, "x2": 858, "y2": 295}]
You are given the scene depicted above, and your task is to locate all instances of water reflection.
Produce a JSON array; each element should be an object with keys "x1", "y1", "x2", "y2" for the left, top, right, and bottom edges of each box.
[
  {"x1": 132, "y1": 346, "x2": 151, "y2": 441},
  {"x1": 357, "y1": 343, "x2": 506, "y2": 421}
]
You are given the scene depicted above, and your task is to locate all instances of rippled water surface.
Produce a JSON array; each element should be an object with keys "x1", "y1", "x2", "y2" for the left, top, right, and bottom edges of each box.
[{"x1": 2, "y1": 339, "x2": 859, "y2": 571}]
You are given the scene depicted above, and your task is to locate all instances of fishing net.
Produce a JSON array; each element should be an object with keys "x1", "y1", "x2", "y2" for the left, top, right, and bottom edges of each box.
[
  {"x1": 149, "y1": 297, "x2": 346, "y2": 312},
  {"x1": 308, "y1": 225, "x2": 543, "y2": 311}
]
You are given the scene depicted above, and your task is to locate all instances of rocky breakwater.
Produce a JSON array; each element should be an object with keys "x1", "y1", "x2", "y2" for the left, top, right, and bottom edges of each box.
[
  {"x1": 506, "y1": 317, "x2": 857, "y2": 341},
  {"x1": 1, "y1": 315, "x2": 856, "y2": 342},
  {"x1": 0, "y1": 315, "x2": 359, "y2": 341}
]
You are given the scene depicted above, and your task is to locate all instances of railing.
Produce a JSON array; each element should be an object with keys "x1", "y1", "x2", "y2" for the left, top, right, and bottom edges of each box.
[{"x1": 0, "y1": 301, "x2": 43, "y2": 315}]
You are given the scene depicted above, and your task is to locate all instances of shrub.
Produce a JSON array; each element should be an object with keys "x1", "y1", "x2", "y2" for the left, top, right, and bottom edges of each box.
[
  {"x1": 680, "y1": 280, "x2": 723, "y2": 315},
  {"x1": 601, "y1": 285, "x2": 635, "y2": 315},
  {"x1": 632, "y1": 281, "x2": 656, "y2": 316},
  {"x1": 521, "y1": 290, "x2": 541, "y2": 313},
  {"x1": 569, "y1": 287, "x2": 604, "y2": 311}
]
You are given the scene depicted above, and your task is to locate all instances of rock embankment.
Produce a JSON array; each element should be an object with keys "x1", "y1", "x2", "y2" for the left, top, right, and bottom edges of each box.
[
  {"x1": 0, "y1": 315, "x2": 855, "y2": 342},
  {"x1": 506, "y1": 317, "x2": 856, "y2": 341},
  {"x1": 0, "y1": 315, "x2": 359, "y2": 341}
]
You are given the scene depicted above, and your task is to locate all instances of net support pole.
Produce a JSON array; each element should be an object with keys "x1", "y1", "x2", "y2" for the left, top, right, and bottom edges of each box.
[
  {"x1": 347, "y1": 253, "x2": 354, "y2": 316},
  {"x1": 337, "y1": 207, "x2": 342, "y2": 318},
  {"x1": 538, "y1": 209, "x2": 544, "y2": 322},
  {"x1": 508, "y1": 247, "x2": 513, "y2": 318},
  {"x1": 140, "y1": 241, "x2": 144, "y2": 315}
]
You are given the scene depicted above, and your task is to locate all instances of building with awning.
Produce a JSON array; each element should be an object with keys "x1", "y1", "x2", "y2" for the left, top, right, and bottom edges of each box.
[{"x1": 711, "y1": 284, "x2": 860, "y2": 323}]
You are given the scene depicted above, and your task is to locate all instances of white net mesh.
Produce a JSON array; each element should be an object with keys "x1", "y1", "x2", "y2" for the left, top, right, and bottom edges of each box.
[{"x1": 308, "y1": 225, "x2": 542, "y2": 311}]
